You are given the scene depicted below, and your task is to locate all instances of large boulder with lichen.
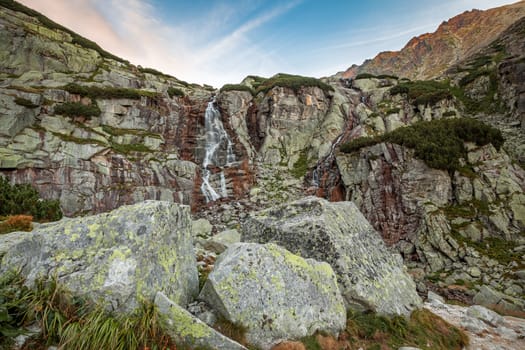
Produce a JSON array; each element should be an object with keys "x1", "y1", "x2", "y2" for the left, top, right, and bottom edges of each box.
[
  {"x1": 155, "y1": 292, "x2": 248, "y2": 350},
  {"x1": 0, "y1": 201, "x2": 198, "y2": 312},
  {"x1": 199, "y1": 242, "x2": 346, "y2": 350},
  {"x1": 242, "y1": 197, "x2": 422, "y2": 316}
]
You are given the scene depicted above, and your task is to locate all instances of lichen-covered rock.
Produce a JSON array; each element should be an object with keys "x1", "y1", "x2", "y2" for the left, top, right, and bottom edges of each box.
[
  {"x1": 242, "y1": 197, "x2": 421, "y2": 316},
  {"x1": 199, "y1": 242, "x2": 346, "y2": 350},
  {"x1": 0, "y1": 201, "x2": 198, "y2": 313},
  {"x1": 155, "y1": 292, "x2": 247, "y2": 350}
]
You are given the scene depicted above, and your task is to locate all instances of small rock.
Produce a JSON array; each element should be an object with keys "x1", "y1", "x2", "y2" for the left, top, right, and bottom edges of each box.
[
  {"x1": 496, "y1": 326, "x2": 518, "y2": 341},
  {"x1": 202, "y1": 229, "x2": 241, "y2": 254},
  {"x1": 192, "y1": 218, "x2": 213, "y2": 238},
  {"x1": 514, "y1": 270, "x2": 525, "y2": 281},
  {"x1": 466, "y1": 305, "x2": 504, "y2": 327},
  {"x1": 504, "y1": 284, "x2": 523, "y2": 296},
  {"x1": 427, "y1": 291, "x2": 445, "y2": 304},
  {"x1": 460, "y1": 315, "x2": 489, "y2": 334},
  {"x1": 398, "y1": 347, "x2": 422, "y2": 350},
  {"x1": 467, "y1": 266, "x2": 482, "y2": 278}
]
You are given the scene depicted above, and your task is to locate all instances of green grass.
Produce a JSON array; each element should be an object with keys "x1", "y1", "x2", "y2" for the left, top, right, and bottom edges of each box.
[
  {"x1": 14, "y1": 97, "x2": 39, "y2": 108},
  {"x1": 339, "y1": 118, "x2": 504, "y2": 173},
  {"x1": 291, "y1": 150, "x2": 309, "y2": 179},
  {"x1": 101, "y1": 125, "x2": 161, "y2": 139},
  {"x1": 0, "y1": 272, "x2": 176, "y2": 350},
  {"x1": 354, "y1": 73, "x2": 376, "y2": 80},
  {"x1": 110, "y1": 143, "x2": 152, "y2": 155},
  {"x1": 138, "y1": 66, "x2": 176, "y2": 80},
  {"x1": 220, "y1": 84, "x2": 255, "y2": 95},
  {"x1": 54, "y1": 102, "x2": 101, "y2": 119},
  {"x1": 63, "y1": 83, "x2": 158, "y2": 100},
  {"x1": 167, "y1": 87, "x2": 185, "y2": 98},
  {"x1": 255, "y1": 73, "x2": 334, "y2": 94},
  {"x1": 345, "y1": 309, "x2": 468, "y2": 350},
  {"x1": 0, "y1": 0, "x2": 127, "y2": 63},
  {"x1": 390, "y1": 80, "x2": 453, "y2": 106},
  {"x1": 450, "y1": 231, "x2": 523, "y2": 266}
]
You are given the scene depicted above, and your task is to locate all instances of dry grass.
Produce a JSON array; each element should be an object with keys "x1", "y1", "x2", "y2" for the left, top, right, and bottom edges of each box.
[{"x1": 0, "y1": 214, "x2": 33, "y2": 234}]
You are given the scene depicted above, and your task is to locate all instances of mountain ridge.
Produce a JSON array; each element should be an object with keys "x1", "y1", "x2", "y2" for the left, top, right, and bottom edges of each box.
[{"x1": 342, "y1": 1, "x2": 525, "y2": 80}]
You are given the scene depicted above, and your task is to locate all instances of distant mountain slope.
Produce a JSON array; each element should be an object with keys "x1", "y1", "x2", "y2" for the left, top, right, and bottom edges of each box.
[{"x1": 343, "y1": 1, "x2": 525, "y2": 80}]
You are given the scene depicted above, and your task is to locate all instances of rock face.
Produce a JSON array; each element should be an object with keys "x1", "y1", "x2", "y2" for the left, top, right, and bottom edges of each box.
[
  {"x1": 342, "y1": 1, "x2": 525, "y2": 80},
  {"x1": 336, "y1": 142, "x2": 525, "y2": 272},
  {"x1": 0, "y1": 4, "x2": 254, "y2": 215},
  {"x1": 0, "y1": 201, "x2": 198, "y2": 312},
  {"x1": 155, "y1": 292, "x2": 247, "y2": 350},
  {"x1": 242, "y1": 197, "x2": 422, "y2": 316},
  {"x1": 199, "y1": 242, "x2": 346, "y2": 350}
]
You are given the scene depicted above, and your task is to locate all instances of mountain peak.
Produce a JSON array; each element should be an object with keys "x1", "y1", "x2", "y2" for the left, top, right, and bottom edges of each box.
[{"x1": 343, "y1": 1, "x2": 525, "y2": 80}]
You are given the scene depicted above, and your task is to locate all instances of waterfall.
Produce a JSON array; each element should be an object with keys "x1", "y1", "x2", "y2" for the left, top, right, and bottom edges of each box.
[
  {"x1": 200, "y1": 99, "x2": 236, "y2": 202},
  {"x1": 311, "y1": 132, "x2": 345, "y2": 187}
]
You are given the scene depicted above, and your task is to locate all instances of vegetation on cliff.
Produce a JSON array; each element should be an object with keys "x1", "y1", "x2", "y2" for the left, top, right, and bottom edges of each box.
[
  {"x1": 340, "y1": 118, "x2": 504, "y2": 172},
  {"x1": 54, "y1": 102, "x2": 101, "y2": 119},
  {"x1": 63, "y1": 83, "x2": 158, "y2": 100},
  {"x1": 0, "y1": 177, "x2": 62, "y2": 224},
  {"x1": 0, "y1": 0, "x2": 127, "y2": 63},
  {"x1": 256, "y1": 73, "x2": 334, "y2": 94}
]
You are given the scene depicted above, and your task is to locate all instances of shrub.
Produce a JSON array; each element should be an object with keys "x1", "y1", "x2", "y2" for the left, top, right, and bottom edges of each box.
[
  {"x1": 63, "y1": 83, "x2": 147, "y2": 100},
  {"x1": 0, "y1": 177, "x2": 62, "y2": 222},
  {"x1": 0, "y1": 215, "x2": 33, "y2": 234},
  {"x1": 354, "y1": 73, "x2": 376, "y2": 80},
  {"x1": 390, "y1": 80, "x2": 453, "y2": 106},
  {"x1": 256, "y1": 73, "x2": 334, "y2": 94},
  {"x1": 339, "y1": 118, "x2": 504, "y2": 173},
  {"x1": 14, "y1": 97, "x2": 39, "y2": 108},
  {"x1": 220, "y1": 84, "x2": 255, "y2": 95},
  {"x1": 167, "y1": 87, "x2": 185, "y2": 98},
  {"x1": 54, "y1": 102, "x2": 101, "y2": 119},
  {"x1": 0, "y1": 0, "x2": 127, "y2": 63}
]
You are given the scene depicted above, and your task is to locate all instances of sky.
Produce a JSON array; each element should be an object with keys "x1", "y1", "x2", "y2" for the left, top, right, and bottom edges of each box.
[{"x1": 18, "y1": 0, "x2": 520, "y2": 87}]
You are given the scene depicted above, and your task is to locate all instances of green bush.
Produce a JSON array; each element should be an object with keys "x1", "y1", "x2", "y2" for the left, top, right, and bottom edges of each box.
[
  {"x1": 14, "y1": 97, "x2": 39, "y2": 108},
  {"x1": 167, "y1": 87, "x2": 185, "y2": 98},
  {"x1": 0, "y1": 0, "x2": 127, "y2": 63},
  {"x1": 0, "y1": 177, "x2": 62, "y2": 222},
  {"x1": 354, "y1": 73, "x2": 376, "y2": 80},
  {"x1": 54, "y1": 102, "x2": 101, "y2": 118},
  {"x1": 390, "y1": 80, "x2": 453, "y2": 106},
  {"x1": 220, "y1": 84, "x2": 255, "y2": 95},
  {"x1": 63, "y1": 83, "x2": 149, "y2": 100},
  {"x1": 340, "y1": 118, "x2": 504, "y2": 173},
  {"x1": 244, "y1": 75, "x2": 267, "y2": 90},
  {"x1": 256, "y1": 73, "x2": 334, "y2": 94}
]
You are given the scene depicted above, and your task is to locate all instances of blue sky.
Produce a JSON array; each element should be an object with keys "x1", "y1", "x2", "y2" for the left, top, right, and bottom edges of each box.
[{"x1": 19, "y1": 0, "x2": 519, "y2": 87}]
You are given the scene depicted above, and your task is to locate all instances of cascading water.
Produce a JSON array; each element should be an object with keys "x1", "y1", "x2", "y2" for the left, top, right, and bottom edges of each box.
[
  {"x1": 312, "y1": 133, "x2": 344, "y2": 187},
  {"x1": 200, "y1": 99, "x2": 236, "y2": 202}
]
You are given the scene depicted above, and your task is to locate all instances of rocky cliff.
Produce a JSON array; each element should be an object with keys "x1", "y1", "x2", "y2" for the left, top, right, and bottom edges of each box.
[
  {"x1": 0, "y1": 3, "x2": 257, "y2": 216},
  {"x1": 342, "y1": 1, "x2": 525, "y2": 81}
]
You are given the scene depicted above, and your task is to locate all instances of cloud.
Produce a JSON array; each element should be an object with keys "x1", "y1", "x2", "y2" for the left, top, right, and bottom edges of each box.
[{"x1": 17, "y1": 0, "x2": 300, "y2": 86}]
